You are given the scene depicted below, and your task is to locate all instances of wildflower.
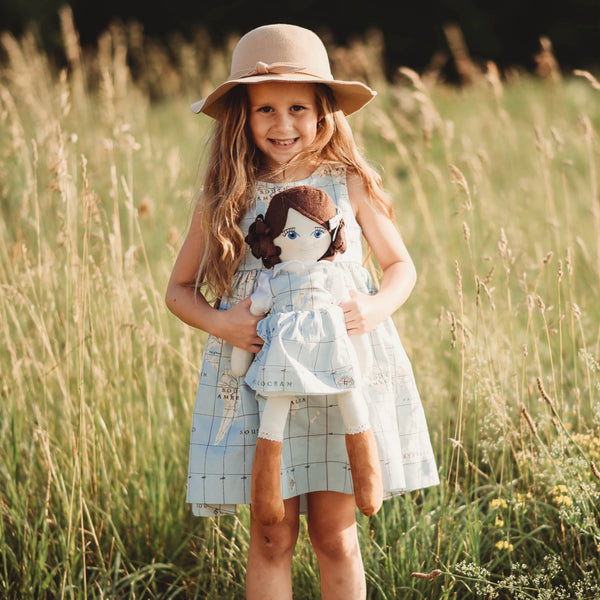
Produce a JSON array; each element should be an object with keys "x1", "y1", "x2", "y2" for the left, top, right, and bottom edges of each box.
[
  {"x1": 495, "y1": 540, "x2": 513, "y2": 551},
  {"x1": 551, "y1": 484, "x2": 568, "y2": 496},
  {"x1": 495, "y1": 516, "x2": 504, "y2": 527},
  {"x1": 554, "y1": 495, "x2": 573, "y2": 507},
  {"x1": 490, "y1": 498, "x2": 508, "y2": 509},
  {"x1": 514, "y1": 493, "x2": 531, "y2": 512}
]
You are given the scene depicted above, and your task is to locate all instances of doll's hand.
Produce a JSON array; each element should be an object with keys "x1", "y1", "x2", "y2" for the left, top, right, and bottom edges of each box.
[
  {"x1": 217, "y1": 296, "x2": 265, "y2": 353},
  {"x1": 340, "y1": 289, "x2": 381, "y2": 336}
]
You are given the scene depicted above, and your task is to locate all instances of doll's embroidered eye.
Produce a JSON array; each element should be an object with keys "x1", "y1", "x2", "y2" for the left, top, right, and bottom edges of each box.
[
  {"x1": 282, "y1": 228, "x2": 298, "y2": 240},
  {"x1": 312, "y1": 228, "x2": 327, "y2": 239}
]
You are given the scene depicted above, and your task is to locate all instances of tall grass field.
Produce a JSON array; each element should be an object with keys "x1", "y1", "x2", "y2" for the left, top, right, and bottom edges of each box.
[{"x1": 1, "y1": 8, "x2": 599, "y2": 599}]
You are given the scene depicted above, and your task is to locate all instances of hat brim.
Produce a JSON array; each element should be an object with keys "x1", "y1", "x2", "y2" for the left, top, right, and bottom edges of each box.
[{"x1": 191, "y1": 73, "x2": 376, "y2": 119}]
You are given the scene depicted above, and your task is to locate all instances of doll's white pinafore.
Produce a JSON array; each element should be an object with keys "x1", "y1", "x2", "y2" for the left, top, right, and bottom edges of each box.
[
  {"x1": 186, "y1": 165, "x2": 439, "y2": 517},
  {"x1": 245, "y1": 260, "x2": 361, "y2": 396}
]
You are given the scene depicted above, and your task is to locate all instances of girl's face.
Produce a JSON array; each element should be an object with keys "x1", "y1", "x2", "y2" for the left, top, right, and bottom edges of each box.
[
  {"x1": 247, "y1": 82, "x2": 319, "y2": 175},
  {"x1": 274, "y1": 208, "x2": 331, "y2": 263}
]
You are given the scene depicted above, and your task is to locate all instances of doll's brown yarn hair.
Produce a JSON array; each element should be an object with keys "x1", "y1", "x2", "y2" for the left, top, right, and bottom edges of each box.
[{"x1": 246, "y1": 186, "x2": 346, "y2": 268}]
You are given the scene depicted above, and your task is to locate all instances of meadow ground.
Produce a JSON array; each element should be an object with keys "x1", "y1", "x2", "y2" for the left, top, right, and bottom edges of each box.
[{"x1": 1, "y1": 9, "x2": 599, "y2": 599}]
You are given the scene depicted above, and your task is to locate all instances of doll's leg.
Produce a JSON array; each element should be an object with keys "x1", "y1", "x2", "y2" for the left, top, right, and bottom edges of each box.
[
  {"x1": 337, "y1": 390, "x2": 383, "y2": 516},
  {"x1": 252, "y1": 396, "x2": 291, "y2": 526},
  {"x1": 230, "y1": 346, "x2": 254, "y2": 376},
  {"x1": 350, "y1": 332, "x2": 372, "y2": 376}
]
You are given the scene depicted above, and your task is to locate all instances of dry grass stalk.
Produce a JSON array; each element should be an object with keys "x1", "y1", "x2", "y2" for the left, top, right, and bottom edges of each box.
[
  {"x1": 573, "y1": 69, "x2": 600, "y2": 91},
  {"x1": 483, "y1": 266, "x2": 495, "y2": 286},
  {"x1": 455, "y1": 260, "x2": 463, "y2": 306},
  {"x1": 59, "y1": 4, "x2": 86, "y2": 112},
  {"x1": 534, "y1": 37, "x2": 561, "y2": 81},
  {"x1": 462, "y1": 222, "x2": 470, "y2": 242},
  {"x1": 536, "y1": 377, "x2": 554, "y2": 406},
  {"x1": 485, "y1": 60, "x2": 503, "y2": 99},
  {"x1": 449, "y1": 164, "x2": 473, "y2": 212},
  {"x1": 411, "y1": 569, "x2": 442, "y2": 580},
  {"x1": 520, "y1": 406, "x2": 537, "y2": 434},
  {"x1": 557, "y1": 259, "x2": 563, "y2": 283},
  {"x1": 443, "y1": 22, "x2": 480, "y2": 85},
  {"x1": 591, "y1": 462, "x2": 600, "y2": 480}
]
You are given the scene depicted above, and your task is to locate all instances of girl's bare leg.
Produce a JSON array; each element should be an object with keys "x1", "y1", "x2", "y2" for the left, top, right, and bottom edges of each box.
[
  {"x1": 307, "y1": 491, "x2": 366, "y2": 600},
  {"x1": 246, "y1": 496, "x2": 300, "y2": 600}
]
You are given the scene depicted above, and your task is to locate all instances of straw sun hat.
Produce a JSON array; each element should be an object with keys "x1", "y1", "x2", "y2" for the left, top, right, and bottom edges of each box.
[{"x1": 191, "y1": 23, "x2": 377, "y2": 119}]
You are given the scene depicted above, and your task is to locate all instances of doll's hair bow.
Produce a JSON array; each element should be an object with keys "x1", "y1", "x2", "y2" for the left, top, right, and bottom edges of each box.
[{"x1": 328, "y1": 209, "x2": 343, "y2": 242}]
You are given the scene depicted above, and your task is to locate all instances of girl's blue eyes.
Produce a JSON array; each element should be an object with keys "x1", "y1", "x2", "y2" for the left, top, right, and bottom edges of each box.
[{"x1": 283, "y1": 229, "x2": 298, "y2": 240}]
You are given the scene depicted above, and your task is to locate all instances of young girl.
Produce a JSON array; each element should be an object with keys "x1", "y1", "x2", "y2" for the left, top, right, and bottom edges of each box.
[{"x1": 166, "y1": 23, "x2": 439, "y2": 600}]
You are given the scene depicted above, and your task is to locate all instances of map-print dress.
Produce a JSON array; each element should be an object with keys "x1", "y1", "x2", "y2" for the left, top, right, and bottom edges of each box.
[{"x1": 186, "y1": 165, "x2": 439, "y2": 517}]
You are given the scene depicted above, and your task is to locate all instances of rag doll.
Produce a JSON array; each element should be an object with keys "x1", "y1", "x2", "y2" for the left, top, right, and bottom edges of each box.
[{"x1": 231, "y1": 185, "x2": 383, "y2": 526}]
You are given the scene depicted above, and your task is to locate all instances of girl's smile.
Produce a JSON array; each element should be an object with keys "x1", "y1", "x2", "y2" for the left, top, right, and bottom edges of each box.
[{"x1": 248, "y1": 82, "x2": 319, "y2": 176}]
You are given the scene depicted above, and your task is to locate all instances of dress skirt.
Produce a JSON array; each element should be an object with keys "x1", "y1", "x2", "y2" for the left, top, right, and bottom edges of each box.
[{"x1": 185, "y1": 165, "x2": 439, "y2": 517}]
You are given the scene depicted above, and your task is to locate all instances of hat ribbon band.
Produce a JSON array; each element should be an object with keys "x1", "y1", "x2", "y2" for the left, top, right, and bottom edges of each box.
[{"x1": 235, "y1": 61, "x2": 309, "y2": 79}]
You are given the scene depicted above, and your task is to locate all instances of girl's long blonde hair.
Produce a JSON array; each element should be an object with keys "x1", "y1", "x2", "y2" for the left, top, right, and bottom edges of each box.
[{"x1": 195, "y1": 83, "x2": 392, "y2": 300}]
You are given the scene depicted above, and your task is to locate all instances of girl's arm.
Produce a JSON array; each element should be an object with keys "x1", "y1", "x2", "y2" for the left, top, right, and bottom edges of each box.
[
  {"x1": 340, "y1": 172, "x2": 417, "y2": 335},
  {"x1": 165, "y1": 206, "x2": 264, "y2": 353}
]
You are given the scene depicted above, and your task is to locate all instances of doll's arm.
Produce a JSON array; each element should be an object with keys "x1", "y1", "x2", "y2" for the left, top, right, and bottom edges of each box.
[
  {"x1": 335, "y1": 273, "x2": 373, "y2": 375},
  {"x1": 230, "y1": 303, "x2": 266, "y2": 376},
  {"x1": 230, "y1": 271, "x2": 272, "y2": 377}
]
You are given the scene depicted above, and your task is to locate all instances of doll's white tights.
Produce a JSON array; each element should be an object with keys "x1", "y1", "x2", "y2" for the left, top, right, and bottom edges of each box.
[{"x1": 258, "y1": 390, "x2": 371, "y2": 441}]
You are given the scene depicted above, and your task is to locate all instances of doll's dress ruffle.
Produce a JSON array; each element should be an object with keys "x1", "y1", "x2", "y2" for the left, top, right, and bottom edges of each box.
[
  {"x1": 245, "y1": 260, "x2": 361, "y2": 396},
  {"x1": 186, "y1": 164, "x2": 439, "y2": 517}
]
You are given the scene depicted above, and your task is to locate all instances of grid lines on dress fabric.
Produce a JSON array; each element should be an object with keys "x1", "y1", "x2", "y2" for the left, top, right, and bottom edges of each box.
[
  {"x1": 187, "y1": 334, "x2": 259, "y2": 505},
  {"x1": 278, "y1": 394, "x2": 353, "y2": 496},
  {"x1": 246, "y1": 263, "x2": 361, "y2": 397}
]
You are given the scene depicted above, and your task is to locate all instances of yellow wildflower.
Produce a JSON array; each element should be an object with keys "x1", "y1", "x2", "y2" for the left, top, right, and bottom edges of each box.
[
  {"x1": 490, "y1": 498, "x2": 508, "y2": 509},
  {"x1": 514, "y1": 492, "x2": 531, "y2": 511},
  {"x1": 554, "y1": 495, "x2": 573, "y2": 507},
  {"x1": 495, "y1": 540, "x2": 513, "y2": 551},
  {"x1": 495, "y1": 516, "x2": 505, "y2": 527}
]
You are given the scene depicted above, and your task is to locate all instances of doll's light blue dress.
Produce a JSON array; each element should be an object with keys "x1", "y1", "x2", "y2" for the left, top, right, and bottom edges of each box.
[
  {"x1": 245, "y1": 260, "x2": 361, "y2": 396},
  {"x1": 186, "y1": 165, "x2": 439, "y2": 517}
]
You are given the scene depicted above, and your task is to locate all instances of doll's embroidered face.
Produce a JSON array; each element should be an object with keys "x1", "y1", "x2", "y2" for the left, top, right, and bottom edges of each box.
[{"x1": 274, "y1": 208, "x2": 332, "y2": 263}]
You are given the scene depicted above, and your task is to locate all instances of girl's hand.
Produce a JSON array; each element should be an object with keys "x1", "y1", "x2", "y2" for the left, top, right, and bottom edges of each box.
[
  {"x1": 217, "y1": 297, "x2": 265, "y2": 353},
  {"x1": 340, "y1": 289, "x2": 382, "y2": 336}
]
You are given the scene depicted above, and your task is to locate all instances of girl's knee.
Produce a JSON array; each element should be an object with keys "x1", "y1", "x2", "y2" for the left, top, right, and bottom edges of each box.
[
  {"x1": 250, "y1": 505, "x2": 300, "y2": 562},
  {"x1": 309, "y1": 522, "x2": 359, "y2": 561},
  {"x1": 307, "y1": 492, "x2": 360, "y2": 561},
  {"x1": 252, "y1": 524, "x2": 299, "y2": 561}
]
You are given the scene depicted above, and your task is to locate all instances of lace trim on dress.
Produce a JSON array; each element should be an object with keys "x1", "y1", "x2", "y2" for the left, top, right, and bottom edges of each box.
[
  {"x1": 257, "y1": 430, "x2": 284, "y2": 442},
  {"x1": 345, "y1": 423, "x2": 371, "y2": 435}
]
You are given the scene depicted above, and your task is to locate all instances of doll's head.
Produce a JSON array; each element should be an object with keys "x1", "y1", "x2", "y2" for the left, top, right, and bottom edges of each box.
[{"x1": 246, "y1": 186, "x2": 346, "y2": 268}]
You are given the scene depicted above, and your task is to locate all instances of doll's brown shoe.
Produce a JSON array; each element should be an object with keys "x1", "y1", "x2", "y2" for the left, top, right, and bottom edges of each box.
[
  {"x1": 251, "y1": 437, "x2": 285, "y2": 526},
  {"x1": 345, "y1": 429, "x2": 383, "y2": 516}
]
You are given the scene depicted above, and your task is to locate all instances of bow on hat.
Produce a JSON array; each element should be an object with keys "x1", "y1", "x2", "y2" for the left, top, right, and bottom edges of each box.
[{"x1": 236, "y1": 61, "x2": 309, "y2": 79}]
